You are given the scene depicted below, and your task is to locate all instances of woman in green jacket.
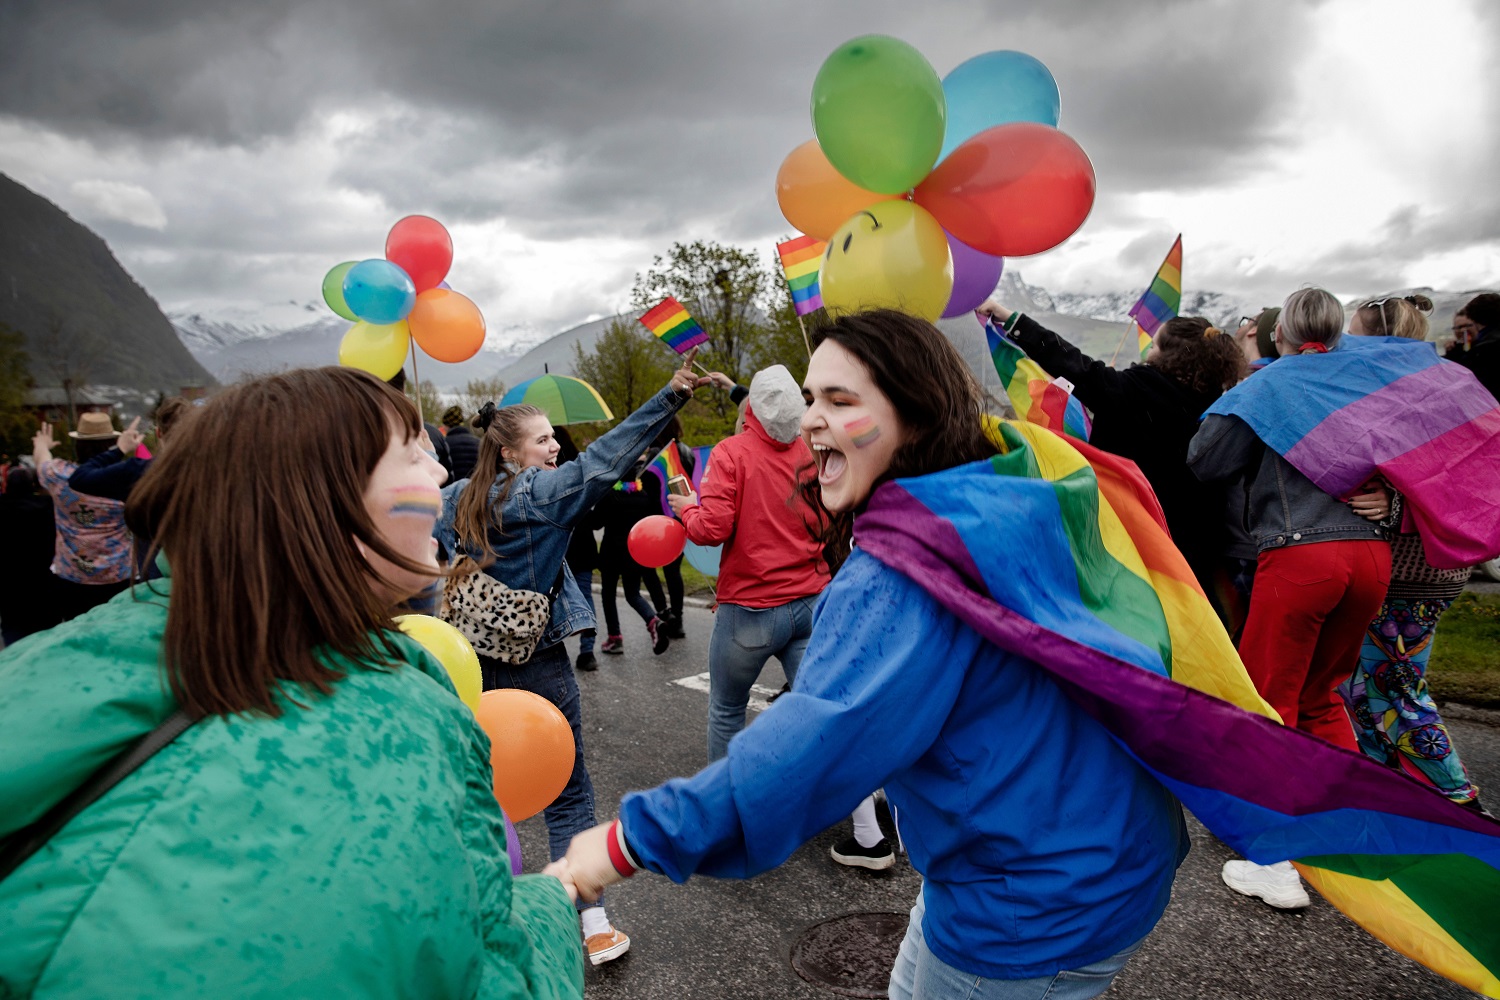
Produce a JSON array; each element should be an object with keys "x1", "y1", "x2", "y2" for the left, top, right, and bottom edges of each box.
[{"x1": 0, "y1": 367, "x2": 583, "y2": 999}]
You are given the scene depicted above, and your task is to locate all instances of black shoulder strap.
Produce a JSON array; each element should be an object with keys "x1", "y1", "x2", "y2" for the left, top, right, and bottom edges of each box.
[{"x1": 0, "y1": 709, "x2": 196, "y2": 882}]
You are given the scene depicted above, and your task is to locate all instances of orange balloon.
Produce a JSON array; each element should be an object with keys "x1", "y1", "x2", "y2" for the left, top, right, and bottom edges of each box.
[
  {"x1": 776, "y1": 139, "x2": 902, "y2": 241},
  {"x1": 408, "y1": 288, "x2": 487, "y2": 363},
  {"x1": 475, "y1": 689, "x2": 575, "y2": 821}
]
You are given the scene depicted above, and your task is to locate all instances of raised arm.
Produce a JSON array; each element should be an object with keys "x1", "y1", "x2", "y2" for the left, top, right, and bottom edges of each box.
[{"x1": 978, "y1": 302, "x2": 1131, "y2": 413}]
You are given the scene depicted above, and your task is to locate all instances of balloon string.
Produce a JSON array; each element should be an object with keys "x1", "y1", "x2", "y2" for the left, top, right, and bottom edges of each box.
[{"x1": 410, "y1": 340, "x2": 425, "y2": 424}]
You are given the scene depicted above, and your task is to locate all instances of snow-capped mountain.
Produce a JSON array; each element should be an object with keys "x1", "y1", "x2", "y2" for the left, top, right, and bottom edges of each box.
[{"x1": 995, "y1": 272, "x2": 1260, "y2": 330}]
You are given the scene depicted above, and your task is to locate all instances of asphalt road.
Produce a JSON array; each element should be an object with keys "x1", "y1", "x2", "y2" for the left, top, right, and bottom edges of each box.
[{"x1": 509, "y1": 602, "x2": 1497, "y2": 1000}]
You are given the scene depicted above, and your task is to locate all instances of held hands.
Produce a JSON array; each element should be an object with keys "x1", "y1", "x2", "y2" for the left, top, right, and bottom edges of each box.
[
  {"x1": 669, "y1": 347, "x2": 713, "y2": 396},
  {"x1": 1348, "y1": 480, "x2": 1392, "y2": 523},
  {"x1": 541, "y1": 860, "x2": 579, "y2": 904},
  {"x1": 560, "y1": 822, "x2": 628, "y2": 903},
  {"x1": 116, "y1": 416, "x2": 144, "y2": 457},
  {"x1": 667, "y1": 489, "x2": 699, "y2": 516}
]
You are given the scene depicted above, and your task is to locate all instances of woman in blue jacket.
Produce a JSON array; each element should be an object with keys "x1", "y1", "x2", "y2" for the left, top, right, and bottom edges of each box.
[
  {"x1": 554, "y1": 313, "x2": 1185, "y2": 999},
  {"x1": 433, "y1": 351, "x2": 707, "y2": 968}
]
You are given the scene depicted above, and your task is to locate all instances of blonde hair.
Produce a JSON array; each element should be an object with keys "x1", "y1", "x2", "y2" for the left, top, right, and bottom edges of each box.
[
  {"x1": 1354, "y1": 294, "x2": 1433, "y2": 341},
  {"x1": 1278, "y1": 288, "x2": 1345, "y2": 351}
]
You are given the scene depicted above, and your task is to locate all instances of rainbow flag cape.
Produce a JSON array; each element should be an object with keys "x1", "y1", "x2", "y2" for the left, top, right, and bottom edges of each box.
[
  {"x1": 638, "y1": 440, "x2": 691, "y2": 516},
  {"x1": 1205, "y1": 336, "x2": 1500, "y2": 568},
  {"x1": 1128, "y1": 235, "x2": 1182, "y2": 361},
  {"x1": 776, "y1": 235, "x2": 825, "y2": 316},
  {"x1": 639, "y1": 297, "x2": 709, "y2": 354},
  {"x1": 854, "y1": 419, "x2": 1500, "y2": 998},
  {"x1": 986, "y1": 319, "x2": 1091, "y2": 441}
]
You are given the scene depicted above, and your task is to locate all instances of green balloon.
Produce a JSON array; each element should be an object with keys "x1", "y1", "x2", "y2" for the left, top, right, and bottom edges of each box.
[
  {"x1": 811, "y1": 35, "x2": 946, "y2": 195},
  {"x1": 322, "y1": 261, "x2": 359, "y2": 321}
]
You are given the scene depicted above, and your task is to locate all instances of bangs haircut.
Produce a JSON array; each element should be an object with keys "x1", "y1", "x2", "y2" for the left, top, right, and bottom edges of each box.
[{"x1": 126, "y1": 366, "x2": 431, "y2": 718}]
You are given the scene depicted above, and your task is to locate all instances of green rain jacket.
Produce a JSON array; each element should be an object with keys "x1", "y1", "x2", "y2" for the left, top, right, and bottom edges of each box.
[{"x1": 0, "y1": 573, "x2": 584, "y2": 999}]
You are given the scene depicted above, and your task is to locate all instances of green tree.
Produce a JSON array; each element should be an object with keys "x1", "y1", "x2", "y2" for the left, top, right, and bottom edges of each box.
[
  {"x1": 458, "y1": 376, "x2": 508, "y2": 419},
  {"x1": 571, "y1": 318, "x2": 675, "y2": 423},
  {"x1": 631, "y1": 240, "x2": 771, "y2": 386},
  {"x1": 402, "y1": 377, "x2": 444, "y2": 426},
  {"x1": 0, "y1": 325, "x2": 35, "y2": 458}
]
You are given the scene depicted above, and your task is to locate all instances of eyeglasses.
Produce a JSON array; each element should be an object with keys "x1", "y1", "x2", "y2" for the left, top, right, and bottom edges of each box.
[{"x1": 1237, "y1": 315, "x2": 1256, "y2": 328}]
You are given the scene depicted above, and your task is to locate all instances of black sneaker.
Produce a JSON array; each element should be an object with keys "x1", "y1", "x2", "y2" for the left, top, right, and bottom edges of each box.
[
  {"x1": 647, "y1": 617, "x2": 670, "y2": 655},
  {"x1": 830, "y1": 836, "x2": 895, "y2": 870},
  {"x1": 575, "y1": 651, "x2": 598, "y2": 672},
  {"x1": 662, "y1": 611, "x2": 685, "y2": 639}
]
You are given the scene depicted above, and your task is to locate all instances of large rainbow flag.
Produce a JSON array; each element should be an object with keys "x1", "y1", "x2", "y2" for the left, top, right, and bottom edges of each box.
[
  {"x1": 1205, "y1": 335, "x2": 1500, "y2": 568},
  {"x1": 639, "y1": 297, "x2": 709, "y2": 354},
  {"x1": 776, "y1": 235, "x2": 825, "y2": 316},
  {"x1": 854, "y1": 419, "x2": 1500, "y2": 998},
  {"x1": 986, "y1": 319, "x2": 1091, "y2": 441},
  {"x1": 1128, "y1": 235, "x2": 1182, "y2": 361}
]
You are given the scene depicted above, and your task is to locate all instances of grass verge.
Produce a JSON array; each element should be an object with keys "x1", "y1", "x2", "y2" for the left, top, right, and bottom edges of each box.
[{"x1": 1426, "y1": 592, "x2": 1500, "y2": 710}]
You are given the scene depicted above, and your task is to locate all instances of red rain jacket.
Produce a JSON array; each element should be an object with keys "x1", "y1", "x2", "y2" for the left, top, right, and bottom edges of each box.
[{"x1": 678, "y1": 406, "x2": 829, "y2": 608}]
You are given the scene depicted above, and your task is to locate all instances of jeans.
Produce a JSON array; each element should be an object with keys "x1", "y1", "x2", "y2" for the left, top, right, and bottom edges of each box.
[
  {"x1": 572, "y1": 567, "x2": 596, "y2": 654},
  {"x1": 479, "y1": 643, "x2": 601, "y2": 908},
  {"x1": 707, "y1": 595, "x2": 816, "y2": 762},
  {"x1": 888, "y1": 890, "x2": 1143, "y2": 1000}
]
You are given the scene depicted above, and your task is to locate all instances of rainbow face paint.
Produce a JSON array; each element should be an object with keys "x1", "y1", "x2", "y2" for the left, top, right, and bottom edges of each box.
[
  {"x1": 388, "y1": 486, "x2": 441, "y2": 521},
  {"x1": 844, "y1": 415, "x2": 882, "y2": 449}
]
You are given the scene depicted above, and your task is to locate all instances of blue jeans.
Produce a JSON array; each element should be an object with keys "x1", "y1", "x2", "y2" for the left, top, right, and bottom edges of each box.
[
  {"x1": 889, "y1": 890, "x2": 1144, "y2": 1000},
  {"x1": 480, "y1": 643, "x2": 601, "y2": 908},
  {"x1": 707, "y1": 596, "x2": 816, "y2": 762},
  {"x1": 572, "y1": 567, "x2": 596, "y2": 654}
]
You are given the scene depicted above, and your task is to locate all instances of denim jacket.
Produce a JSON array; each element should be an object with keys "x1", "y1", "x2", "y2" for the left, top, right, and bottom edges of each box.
[
  {"x1": 434, "y1": 384, "x2": 691, "y2": 655},
  {"x1": 1187, "y1": 414, "x2": 1389, "y2": 553}
]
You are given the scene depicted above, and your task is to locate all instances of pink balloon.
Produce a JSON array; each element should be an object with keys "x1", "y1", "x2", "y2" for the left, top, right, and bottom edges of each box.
[{"x1": 941, "y1": 232, "x2": 1004, "y2": 318}]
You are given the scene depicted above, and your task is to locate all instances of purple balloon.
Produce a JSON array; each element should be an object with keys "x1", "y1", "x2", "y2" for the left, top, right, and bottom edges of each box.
[
  {"x1": 504, "y1": 812, "x2": 523, "y2": 876},
  {"x1": 941, "y1": 231, "x2": 1005, "y2": 318}
]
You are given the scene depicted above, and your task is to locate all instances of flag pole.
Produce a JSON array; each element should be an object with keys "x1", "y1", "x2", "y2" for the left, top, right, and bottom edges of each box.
[
  {"x1": 1107, "y1": 322, "x2": 1134, "y2": 368},
  {"x1": 794, "y1": 311, "x2": 813, "y2": 360}
]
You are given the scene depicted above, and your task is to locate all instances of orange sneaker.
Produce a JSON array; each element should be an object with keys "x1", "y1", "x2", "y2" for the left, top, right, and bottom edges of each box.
[{"x1": 585, "y1": 926, "x2": 631, "y2": 966}]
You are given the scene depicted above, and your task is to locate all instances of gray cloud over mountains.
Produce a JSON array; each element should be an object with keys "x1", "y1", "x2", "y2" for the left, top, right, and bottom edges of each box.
[{"x1": 2, "y1": 0, "x2": 1495, "y2": 334}]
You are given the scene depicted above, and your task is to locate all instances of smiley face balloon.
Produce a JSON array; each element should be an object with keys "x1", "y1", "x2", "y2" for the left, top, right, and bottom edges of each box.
[{"x1": 819, "y1": 199, "x2": 954, "y2": 321}]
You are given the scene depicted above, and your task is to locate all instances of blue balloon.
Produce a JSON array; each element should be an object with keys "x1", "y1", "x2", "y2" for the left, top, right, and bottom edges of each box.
[
  {"x1": 938, "y1": 51, "x2": 1060, "y2": 162},
  {"x1": 683, "y1": 539, "x2": 721, "y2": 578},
  {"x1": 343, "y1": 259, "x2": 416, "y2": 325}
]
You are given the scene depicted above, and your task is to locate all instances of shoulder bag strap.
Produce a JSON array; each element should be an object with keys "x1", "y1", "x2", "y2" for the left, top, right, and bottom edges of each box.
[{"x1": 0, "y1": 709, "x2": 197, "y2": 882}]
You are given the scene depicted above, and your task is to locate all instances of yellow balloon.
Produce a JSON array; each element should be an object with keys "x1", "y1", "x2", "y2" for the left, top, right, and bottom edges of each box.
[
  {"x1": 394, "y1": 614, "x2": 482, "y2": 712},
  {"x1": 338, "y1": 320, "x2": 411, "y2": 381},
  {"x1": 820, "y1": 200, "x2": 954, "y2": 321}
]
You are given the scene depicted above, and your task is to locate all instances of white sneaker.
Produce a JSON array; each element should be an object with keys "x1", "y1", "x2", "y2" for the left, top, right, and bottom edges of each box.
[{"x1": 1221, "y1": 859, "x2": 1311, "y2": 909}]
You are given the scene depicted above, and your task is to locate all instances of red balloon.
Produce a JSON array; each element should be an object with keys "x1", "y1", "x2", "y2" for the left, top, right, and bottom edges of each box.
[
  {"x1": 386, "y1": 215, "x2": 454, "y2": 293},
  {"x1": 627, "y1": 515, "x2": 687, "y2": 568},
  {"x1": 914, "y1": 123, "x2": 1095, "y2": 258}
]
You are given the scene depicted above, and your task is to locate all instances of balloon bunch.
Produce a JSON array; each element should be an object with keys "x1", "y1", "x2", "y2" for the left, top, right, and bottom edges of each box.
[
  {"x1": 776, "y1": 38, "x2": 1095, "y2": 321},
  {"x1": 324, "y1": 216, "x2": 488, "y2": 380}
]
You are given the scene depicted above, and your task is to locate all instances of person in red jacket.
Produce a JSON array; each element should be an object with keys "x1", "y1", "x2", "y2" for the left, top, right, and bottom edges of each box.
[{"x1": 668, "y1": 365, "x2": 829, "y2": 764}]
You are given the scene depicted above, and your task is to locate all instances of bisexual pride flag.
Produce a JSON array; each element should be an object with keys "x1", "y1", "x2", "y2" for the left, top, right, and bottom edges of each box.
[
  {"x1": 855, "y1": 418, "x2": 1500, "y2": 997},
  {"x1": 1205, "y1": 335, "x2": 1500, "y2": 568},
  {"x1": 1128, "y1": 235, "x2": 1182, "y2": 361},
  {"x1": 776, "y1": 235, "x2": 825, "y2": 316},
  {"x1": 985, "y1": 318, "x2": 1091, "y2": 441},
  {"x1": 640, "y1": 297, "x2": 709, "y2": 354}
]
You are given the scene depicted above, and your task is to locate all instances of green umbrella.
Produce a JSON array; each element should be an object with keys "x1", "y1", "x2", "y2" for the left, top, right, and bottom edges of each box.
[{"x1": 500, "y1": 374, "x2": 614, "y2": 425}]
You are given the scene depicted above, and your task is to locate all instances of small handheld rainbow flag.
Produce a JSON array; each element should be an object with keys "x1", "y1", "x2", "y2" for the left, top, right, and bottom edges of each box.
[
  {"x1": 986, "y1": 320, "x2": 1091, "y2": 441},
  {"x1": 1128, "y1": 235, "x2": 1182, "y2": 360},
  {"x1": 639, "y1": 297, "x2": 709, "y2": 354},
  {"x1": 776, "y1": 235, "x2": 826, "y2": 316}
]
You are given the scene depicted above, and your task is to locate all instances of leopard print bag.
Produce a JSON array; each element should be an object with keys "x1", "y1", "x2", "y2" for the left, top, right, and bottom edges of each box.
[{"x1": 439, "y1": 556, "x2": 558, "y2": 664}]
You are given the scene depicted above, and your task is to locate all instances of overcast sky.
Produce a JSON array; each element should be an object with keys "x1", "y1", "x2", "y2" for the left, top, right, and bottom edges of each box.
[{"x1": 2, "y1": 0, "x2": 1496, "y2": 343}]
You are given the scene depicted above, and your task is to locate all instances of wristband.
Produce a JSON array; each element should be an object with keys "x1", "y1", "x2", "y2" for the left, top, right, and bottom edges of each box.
[
  {"x1": 606, "y1": 820, "x2": 640, "y2": 878},
  {"x1": 1002, "y1": 311, "x2": 1023, "y2": 334}
]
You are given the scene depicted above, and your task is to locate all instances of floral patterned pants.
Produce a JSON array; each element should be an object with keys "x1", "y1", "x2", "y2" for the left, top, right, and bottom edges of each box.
[{"x1": 1338, "y1": 597, "x2": 1479, "y2": 802}]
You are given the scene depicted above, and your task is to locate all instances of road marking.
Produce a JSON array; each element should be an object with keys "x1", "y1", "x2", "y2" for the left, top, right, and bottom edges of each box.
[{"x1": 671, "y1": 672, "x2": 782, "y2": 714}]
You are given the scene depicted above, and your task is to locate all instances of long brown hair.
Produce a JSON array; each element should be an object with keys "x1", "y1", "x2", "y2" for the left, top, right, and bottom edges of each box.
[
  {"x1": 1150, "y1": 316, "x2": 1246, "y2": 394},
  {"x1": 798, "y1": 309, "x2": 999, "y2": 572},
  {"x1": 125, "y1": 367, "x2": 435, "y2": 718},
  {"x1": 453, "y1": 402, "x2": 546, "y2": 562}
]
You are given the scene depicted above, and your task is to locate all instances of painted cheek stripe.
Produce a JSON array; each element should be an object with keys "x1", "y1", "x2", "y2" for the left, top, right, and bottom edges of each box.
[
  {"x1": 389, "y1": 487, "x2": 441, "y2": 519},
  {"x1": 845, "y1": 415, "x2": 882, "y2": 448}
]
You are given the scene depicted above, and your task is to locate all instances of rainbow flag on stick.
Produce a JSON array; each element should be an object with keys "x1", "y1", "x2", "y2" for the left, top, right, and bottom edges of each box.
[
  {"x1": 639, "y1": 296, "x2": 709, "y2": 354},
  {"x1": 1128, "y1": 235, "x2": 1182, "y2": 361},
  {"x1": 776, "y1": 235, "x2": 826, "y2": 316},
  {"x1": 856, "y1": 419, "x2": 1500, "y2": 998},
  {"x1": 986, "y1": 319, "x2": 1091, "y2": 441}
]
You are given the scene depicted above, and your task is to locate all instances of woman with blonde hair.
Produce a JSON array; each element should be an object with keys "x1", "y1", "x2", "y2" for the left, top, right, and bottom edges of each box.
[{"x1": 0, "y1": 367, "x2": 583, "y2": 998}]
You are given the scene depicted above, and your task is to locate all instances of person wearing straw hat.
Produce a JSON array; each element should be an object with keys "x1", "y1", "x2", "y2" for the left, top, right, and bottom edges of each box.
[{"x1": 31, "y1": 414, "x2": 134, "y2": 624}]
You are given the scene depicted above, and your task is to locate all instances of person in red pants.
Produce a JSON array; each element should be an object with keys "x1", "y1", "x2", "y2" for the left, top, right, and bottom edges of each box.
[{"x1": 1189, "y1": 287, "x2": 1396, "y2": 909}]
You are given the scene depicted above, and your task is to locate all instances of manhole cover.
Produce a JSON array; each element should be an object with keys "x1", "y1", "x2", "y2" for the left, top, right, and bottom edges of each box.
[{"x1": 790, "y1": 911, "x2": 908, "y2": 997}]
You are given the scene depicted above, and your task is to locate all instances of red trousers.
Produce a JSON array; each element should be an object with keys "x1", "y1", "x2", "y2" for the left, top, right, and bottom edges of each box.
[{"x1": 1238, "y1": 540, "x2": 1391, "y2": 750}]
